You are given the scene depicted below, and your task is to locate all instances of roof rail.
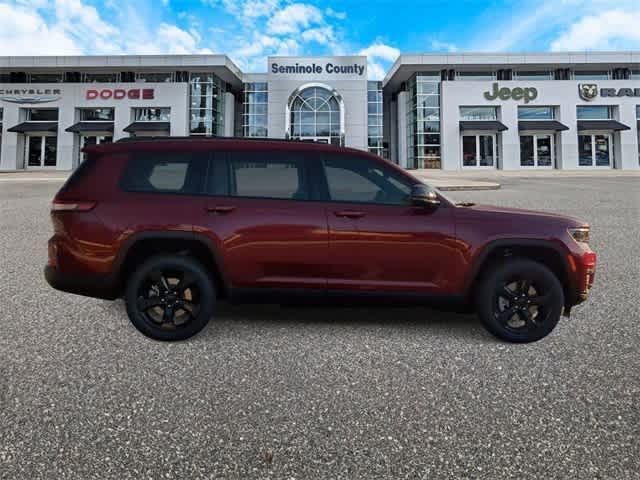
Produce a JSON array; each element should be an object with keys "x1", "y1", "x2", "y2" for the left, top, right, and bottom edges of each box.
[{"x1": 116, "y1": 136, "x2": 332, "y2": 144}]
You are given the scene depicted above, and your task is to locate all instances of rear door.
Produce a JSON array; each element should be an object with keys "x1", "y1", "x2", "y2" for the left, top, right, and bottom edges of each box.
[{"x1": 200, "y1": 149, "x2": 329, "y2": 291}]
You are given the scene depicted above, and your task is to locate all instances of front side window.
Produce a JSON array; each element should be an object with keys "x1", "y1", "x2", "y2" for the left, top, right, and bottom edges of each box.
[
  {"x1": 323, "y1": 155, "x2": 412, "y2": 205},
  {"x1": 460, "y1": 106, "x2": 498, "y2": 121},
  {"x1": 577, "y1": 106, "x2": 612, "y2": 120},
  {"x1": 518, "y1": 106, "x2": 555, "y2": 120},
  {"x1": 120, "y1": 154, "x2": 206, "y2": 194},
  {"x1": 229, "y1": 152, "x2": 308, "y2": 201},
  {"x1": 133, "y1": 107, "x2": 171, "y2": 122}
]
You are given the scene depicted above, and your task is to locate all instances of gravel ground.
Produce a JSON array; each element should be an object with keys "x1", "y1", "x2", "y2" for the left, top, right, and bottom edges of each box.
[{"x1": 0, "y1": 177, "x2": 638, "y2": 479}]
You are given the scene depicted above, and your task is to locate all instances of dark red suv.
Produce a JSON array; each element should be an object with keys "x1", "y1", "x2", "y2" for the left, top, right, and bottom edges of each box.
[{"x1": 45, "y1": 138, "x2": 596, "y2": 342}]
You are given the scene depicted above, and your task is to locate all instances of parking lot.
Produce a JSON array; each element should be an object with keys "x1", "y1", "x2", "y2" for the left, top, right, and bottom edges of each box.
[{"x1": 1, "y1": 176, "x2": 638, "y2": 479}]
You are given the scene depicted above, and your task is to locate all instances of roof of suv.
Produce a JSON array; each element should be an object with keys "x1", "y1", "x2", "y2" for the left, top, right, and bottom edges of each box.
[{"x1": 83, "y1": 137, "x2": 376, "y2": 158}]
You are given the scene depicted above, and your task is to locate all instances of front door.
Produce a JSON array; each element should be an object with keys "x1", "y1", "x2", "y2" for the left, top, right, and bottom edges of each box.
[
  {"x1": 321, "y1": 154, "x2": 459, "y2": 294},
  {"x1": 578, "y1": 133, "x2": 612, "y2": 167},
  {"x1": 462, "y1": 133, "x2": 497, "y2": 168},
  {"x1": 520, "y1": 133, "x2": 555, "y2": 168},
  {"x1": 201, "y1": 150, "x2": 328, "y2": 291},
  {"x1": 26, "y1": 135, "x2": 57, "y2": 168}
]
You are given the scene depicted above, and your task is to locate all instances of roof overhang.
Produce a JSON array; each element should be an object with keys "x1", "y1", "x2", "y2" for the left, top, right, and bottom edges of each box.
[
  {"x1": 7, "y1": 121, "x2": 58, "y2": 133},
  {"x1": 459, "y1": 120, "x2": 508, "y2": 132},
  {"x1": 123, "y1": 121, "x2": 170, "y2": 133},
  {"x1": 65, "y1": 121, "x2": 114, "y2": 133},
  {"x1": 577, "y1": 120, "x2": 630, "y2": 131},
  {"x1": 518, "y1": 120, "x2": 570, "y2": 131}
]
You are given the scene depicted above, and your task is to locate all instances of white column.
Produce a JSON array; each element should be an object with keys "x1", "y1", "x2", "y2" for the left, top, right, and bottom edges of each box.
[
  {"x1": 223, "y1": 92, "x2": 235, "y2": 137},
  {"x1": 56, "y1": 104, "x2": 75, "y2": 170},
  {"x1": 500, "y1": 103, "x2": 520, "y2": 170},
  {"x1": 619, "y1": 104, "x2": 639, "y2": 170},
  {"x1": 396, "y1": 91, "x2": 408, "y2": 169},
  {"x1": 558, "y1": 103, "x2": 579, "y2": 169},
  {"x1": 0, "y1": 104, "x2": 20, "y2": 170}
]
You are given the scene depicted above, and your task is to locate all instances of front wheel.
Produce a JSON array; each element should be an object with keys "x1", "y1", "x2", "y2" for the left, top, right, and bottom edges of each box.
[
  {"x1": 476, "y1": 258, "x2": 564, "y2": 343},
  {"x1": 125, "y1": 255, "x2": 215, "y2": 341}
]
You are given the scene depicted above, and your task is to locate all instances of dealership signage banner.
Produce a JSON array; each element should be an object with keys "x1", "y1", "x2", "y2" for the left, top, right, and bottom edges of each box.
[
  {"x1": 271, "y1": 62, "x2": 365, "y2": 76},
  {"x1": 579, "y1": 83, "x2": 640, "y2": 101},
  {"x1": 0, "y1": 88, "x2": 62, "y2": 104},
  {"x1": 483, "y1": 83, "x2": 538, "y2": 103},
  {"x1": 85, "y1": 88, "x2": 155, "y2": 100}
]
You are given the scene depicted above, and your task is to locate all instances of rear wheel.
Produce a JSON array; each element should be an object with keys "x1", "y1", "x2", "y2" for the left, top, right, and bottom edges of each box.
[
  {"x1": 476, "y1": 258, "x2": 564, "y2": 343},
  {"x1": 125, "y1": 255, "x2": 215, "y2": 341}
]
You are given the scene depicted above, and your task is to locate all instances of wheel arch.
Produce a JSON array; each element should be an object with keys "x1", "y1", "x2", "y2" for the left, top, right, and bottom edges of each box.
[
  {"x1": 464, "y1": 239, "x2": 576, "y2": 307},
  {"x1": 112, "y1": 231, "x2": 231, "y2": 298}
]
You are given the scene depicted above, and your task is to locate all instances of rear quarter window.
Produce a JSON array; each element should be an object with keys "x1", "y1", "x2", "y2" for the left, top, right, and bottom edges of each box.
[{"x1": 120, "y1": 153, "x2": 207, "y2": 195}]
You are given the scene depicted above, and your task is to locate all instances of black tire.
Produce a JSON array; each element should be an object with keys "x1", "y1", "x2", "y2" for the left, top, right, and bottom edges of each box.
[
  {"x1": 476, "y1": 258, "x2": 564, "y2": 343},
  {"x1": 125, "y1": 254, "x2": 215, "y2": 341}
]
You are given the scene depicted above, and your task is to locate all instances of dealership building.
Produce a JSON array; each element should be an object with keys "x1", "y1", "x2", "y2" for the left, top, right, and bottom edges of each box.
[{"x1": 1, "y1": 52, "x2": 639, "y2": 171}]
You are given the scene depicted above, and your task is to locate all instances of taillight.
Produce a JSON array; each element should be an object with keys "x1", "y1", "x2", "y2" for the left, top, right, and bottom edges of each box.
[{"x1": 51, "y1": 200, "x2": 96, "y2": 212}]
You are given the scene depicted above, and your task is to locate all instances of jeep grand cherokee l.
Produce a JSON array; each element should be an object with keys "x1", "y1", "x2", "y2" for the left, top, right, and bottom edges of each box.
[{"x1": 45, "y1": 138, "x2": 597, "y2": 342}]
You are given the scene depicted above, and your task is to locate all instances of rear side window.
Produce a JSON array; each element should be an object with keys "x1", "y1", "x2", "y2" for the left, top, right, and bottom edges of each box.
[
  {"x1": 228, "y1": 151, "x2": 309, "y2": 200},
  {"x1": 120, "y1": 153, "x2": 207, "y2": 194}
]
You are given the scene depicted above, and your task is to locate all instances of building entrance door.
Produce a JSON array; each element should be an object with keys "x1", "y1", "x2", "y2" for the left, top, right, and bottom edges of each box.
[
  {"x1": 26, "y1": 135, "x2": 57, "y2": 169},
  {"x1": 578, "y1": 133, "x2": 612, "y2": 167},
  {"x1": 462, "y1": 133, "x2": 497, "y2": 168}
]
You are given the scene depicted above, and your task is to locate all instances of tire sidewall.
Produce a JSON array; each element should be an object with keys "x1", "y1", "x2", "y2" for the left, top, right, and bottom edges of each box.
[
  {"x1": 125, "y1": 255, "x2": 215, "y2": 341},
  {"x1": 477, "y1": 258, "x2": 565, "y2": 343}
]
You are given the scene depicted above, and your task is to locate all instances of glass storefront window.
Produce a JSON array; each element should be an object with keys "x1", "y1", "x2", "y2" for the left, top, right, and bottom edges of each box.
[
  {"x1": 407, "y1": 73, "x2": 441, "y2": 168},
  {"x1": 367, "y1": 81, "x2": 384, "y2": 158},
  {"x1": 289, "y1": 86, "x2": 342, "y2": 145},
  {"x1": 515, "y1": 71, "x2": 554, "y2": 80},
  {"x1": 521, "y1": 134, "x2": 554, "y2": 167},
  {"x1": 242, "y1": 82, "x2": 268, "y2": 138},
  {"x1": 577, "y1": 106, "x2": 612, "y2": 120},
  {"x1": 574, "y1": 71, "x2": 610, "y2": 80},
  {"x1": 27, "y1": 108, "x2": 58, "y2": 121},
  {"x1": 463, "y1": 134, "x2": 496, "y2": 167},
  {"x1": 135, "y1": 72, "x2": 174, "y2": 83},
  {"x1": 520, "y1": 136, "x2": 535, "y2": 166},
  {"x1": 83, "y1": 72, "x2": 120, "y2": 83},
  {"x1": 133, "y1": 107, "x2": 170, "y2": 122},
  {"x1": 80, "y1": 108, "x2": 114, "y2": 121},
  {"x1": 518, "y1": 106, "x2": 555, "y2": 119},
  {"x1": 460, "y1": 106, "x2": 498, "y2": 121},
  {"x1": 190, "y1": 72, "x2": 225, "y2": 136},
  {"x1": 579, "y1": 134, "x2": 612, "y2": 167},
  {"x1": 456, "y1": 71, "x2": 496, "y2": 81}
]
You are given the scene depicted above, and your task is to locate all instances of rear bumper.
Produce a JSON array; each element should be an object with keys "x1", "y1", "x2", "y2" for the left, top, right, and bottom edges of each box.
[{"x1": 44, "y1": 265, "x2": 119, "y2": 300}]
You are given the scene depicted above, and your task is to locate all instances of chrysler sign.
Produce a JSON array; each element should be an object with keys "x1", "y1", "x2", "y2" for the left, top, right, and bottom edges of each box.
[{"x1": 0, "y1": 88, "x2": 62, "y2": 104}]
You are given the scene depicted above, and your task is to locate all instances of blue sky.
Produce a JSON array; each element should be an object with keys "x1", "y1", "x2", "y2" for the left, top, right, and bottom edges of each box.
[{"x1": 1, "y1": 0, "x2": 640, "y2": 78}]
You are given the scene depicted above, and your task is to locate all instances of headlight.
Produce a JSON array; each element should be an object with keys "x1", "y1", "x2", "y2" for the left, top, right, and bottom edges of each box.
[{"x1": 568, "y1": 226, "x2": 590, "y2": 245}]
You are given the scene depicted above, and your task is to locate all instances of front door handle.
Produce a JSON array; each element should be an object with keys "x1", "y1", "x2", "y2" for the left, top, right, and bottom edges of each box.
[
  {"x1": 207, "y1": 205, "x2": 236, "y2": 214},
  {"x1": 334, "y1": 210, "x2": 366, "y2": 219}
]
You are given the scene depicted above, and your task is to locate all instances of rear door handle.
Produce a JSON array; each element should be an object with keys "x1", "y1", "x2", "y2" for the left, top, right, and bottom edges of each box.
[
  {"x1": 334, "y1": 210, "x2": 366, "y2": 219},
  {"x1": 207, "y1": 205, "x2": 236, "y2": 214}
]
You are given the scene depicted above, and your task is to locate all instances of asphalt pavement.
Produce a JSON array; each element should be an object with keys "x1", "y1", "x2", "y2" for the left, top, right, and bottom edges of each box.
[{"x1": 0, "y1": 176, "x2": 638, "y2": 479}]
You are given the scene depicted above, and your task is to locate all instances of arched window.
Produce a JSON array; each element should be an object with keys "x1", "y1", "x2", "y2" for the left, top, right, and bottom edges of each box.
[{"x1": 287, "y1": 84, "x2": 343, "y2": 145}]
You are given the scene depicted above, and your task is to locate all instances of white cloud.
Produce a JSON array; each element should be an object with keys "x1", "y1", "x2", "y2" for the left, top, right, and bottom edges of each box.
[
  {"x1": 325, "y1": 7, "x2": 346, "y2": 20},
  {"x1": 358, "y1": 41, "x2": 400, "y2": 80},
  {"x1": 301, "y1": 26, "x2": 335, "y2": 45},
  {"x1": 430, "y1": 40, "x2": 458, "y2": 52},
  {"x1": 551, "y1": 9, "x2": 640, "y2": 50},
  {"x1": 267, "y1": 3, "x2": 323, "y2": 35}
]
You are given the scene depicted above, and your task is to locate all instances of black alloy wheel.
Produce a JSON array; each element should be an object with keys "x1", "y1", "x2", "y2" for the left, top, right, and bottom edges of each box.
[
  {"x1": 477, "y1": 258, "x2": 564, "y2": 343},
  {"x1": 125, "y1": 255, "x2": 215, "y2": 341}
]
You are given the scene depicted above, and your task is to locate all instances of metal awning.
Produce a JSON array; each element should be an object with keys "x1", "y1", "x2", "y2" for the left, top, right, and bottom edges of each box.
[
  {"x1": 459, "y1": 121, "x2": 508, "y2": 132},
  {"x1": 7, "y1": 121, "x2": 58, "y2": 133},
  {"x1": 518, "y1": 120, "x2": 569, "y2": 131},
  {"x1": 66, "y1": 121, "x2": 114, "y2": 133},
  {"x1": 123, "y1": 121, "x2": 170, "y2": 133},
  {"x1": 577, "y1": 120, "x2": 630, "y2": 131}
]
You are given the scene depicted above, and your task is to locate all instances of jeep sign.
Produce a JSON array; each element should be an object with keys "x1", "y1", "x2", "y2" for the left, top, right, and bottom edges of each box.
[{"x1": 483, "y1": 83, "x2": 538, "y2": 103}]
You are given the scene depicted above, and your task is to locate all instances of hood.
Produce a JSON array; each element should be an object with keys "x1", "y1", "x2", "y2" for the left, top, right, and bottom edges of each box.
[{"x1": 455, "y1": 203, "x2": 588, "y2": 228}]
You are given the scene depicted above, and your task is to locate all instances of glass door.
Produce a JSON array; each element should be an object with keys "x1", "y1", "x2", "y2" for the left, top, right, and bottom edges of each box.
[
  {"x1": 26, "y1": 136, "x2": 58, "y2": 168},
  {"x1": 520, "y1": 134, "x2": 554, "y2": 168},
  {"x1": 462, "y1": 134, "x2": 496, "y2": 167},
  {"x1": 578, "y1": 134, "x2": 612, "y2": 167}
]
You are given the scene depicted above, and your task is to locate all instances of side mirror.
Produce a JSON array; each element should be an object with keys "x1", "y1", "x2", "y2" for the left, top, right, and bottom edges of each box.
[{"x1": 410, "y1": 184, "x2": 440, "y2": 208}]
